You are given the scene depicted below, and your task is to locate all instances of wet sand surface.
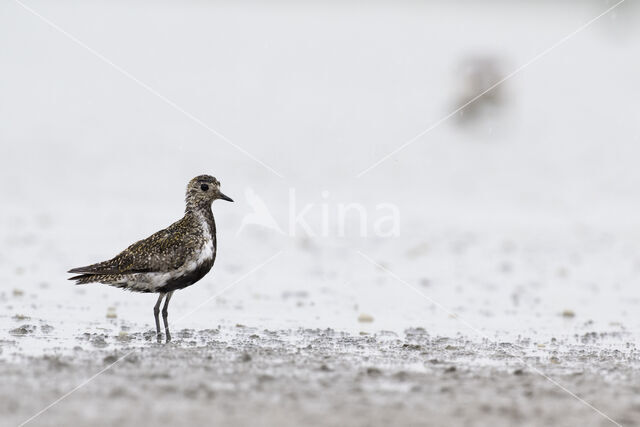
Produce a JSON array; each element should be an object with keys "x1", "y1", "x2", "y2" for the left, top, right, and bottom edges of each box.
[
  {"x1": 2, "y1": 326, "x2": 639, "y2": 427},
  {"x1": 3, "y1": 220, "x2": 640, "y2": 426}
]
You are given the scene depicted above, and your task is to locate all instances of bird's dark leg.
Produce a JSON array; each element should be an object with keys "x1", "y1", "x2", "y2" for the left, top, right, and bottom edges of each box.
[
  {"x1": 154, "y1": 293, "x2": 166, "y2": 343},
  {"x1": 162, "y1": 291, "x2": 174, "y2": 343}
]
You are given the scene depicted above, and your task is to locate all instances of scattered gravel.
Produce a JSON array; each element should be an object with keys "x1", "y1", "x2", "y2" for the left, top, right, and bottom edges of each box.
[{"x1": 1, "y1": 327, "x2": 638, "y2": 427}]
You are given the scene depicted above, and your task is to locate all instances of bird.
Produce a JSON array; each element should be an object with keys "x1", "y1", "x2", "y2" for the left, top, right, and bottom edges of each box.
[{"x1": 68, "y1": 175, "x2": 233, "y2": 343}]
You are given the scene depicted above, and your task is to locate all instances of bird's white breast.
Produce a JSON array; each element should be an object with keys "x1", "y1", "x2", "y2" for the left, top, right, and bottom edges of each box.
[{"x1": 194, "y1": 211, "x2": 215, "y2": 264}]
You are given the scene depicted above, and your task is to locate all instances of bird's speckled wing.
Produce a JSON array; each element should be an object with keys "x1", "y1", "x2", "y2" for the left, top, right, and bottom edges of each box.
[{"x1": 69, "y1": 215, "x2": 201, "y2": 275}]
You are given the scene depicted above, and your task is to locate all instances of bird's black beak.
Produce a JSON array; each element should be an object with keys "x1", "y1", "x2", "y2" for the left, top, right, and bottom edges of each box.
[{"x1": 218, "y1": 192, "x2": 234, "y2": 202}]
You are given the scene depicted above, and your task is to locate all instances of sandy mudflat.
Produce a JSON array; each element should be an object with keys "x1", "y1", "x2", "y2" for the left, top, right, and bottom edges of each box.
[
  {"x1": 2, "y1": 221, "x2": 640, "y2": 427},
  {"x1": 1, "y1": 326, "x2": 639, "y2": 427}
]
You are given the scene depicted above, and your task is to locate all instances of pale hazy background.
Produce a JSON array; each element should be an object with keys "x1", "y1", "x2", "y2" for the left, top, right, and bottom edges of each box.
[{"x1": 1, "y1": 0, "x2": 640, "y2": 352}]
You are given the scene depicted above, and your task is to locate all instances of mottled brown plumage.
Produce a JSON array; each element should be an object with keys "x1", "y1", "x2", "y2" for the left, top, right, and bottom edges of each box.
[
  {"x1": 68, "y1": 175, "x2": 233, "y2": 342},
  {"x1": 69, "y1": 213, "x2": 213, "y2": 289}
]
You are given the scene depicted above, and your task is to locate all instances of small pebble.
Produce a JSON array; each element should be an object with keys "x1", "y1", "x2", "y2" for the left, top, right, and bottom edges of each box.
[
  {"x1": 104, "y1": 354, "x2": 119, "y2": 364},
  {"x1": 366, "y1": 367, "x2": 382, "y2": 376},
  {"x1": 358, "y1": 313, "x2": 374, "y2": 323},
  {"x1": 116, "y1": 331, "x2": 131, "y2": 342},
  {"x1": 10, "y1": 325, "x2": 36, "y2": 336}
]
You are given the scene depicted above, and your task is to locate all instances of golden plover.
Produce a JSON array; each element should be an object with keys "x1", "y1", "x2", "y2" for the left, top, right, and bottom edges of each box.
[{"x1": 68, "y1": 175, "x2": 233, "y2": 342}]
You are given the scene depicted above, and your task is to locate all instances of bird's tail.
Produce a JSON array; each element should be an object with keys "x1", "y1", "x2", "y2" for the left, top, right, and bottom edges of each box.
[
  {"x1": 68, "y1": 273, "x2": 100, "y2": 284},
  {"x1": 68, "y1": 258, "x2": 118, "y2": 283}
]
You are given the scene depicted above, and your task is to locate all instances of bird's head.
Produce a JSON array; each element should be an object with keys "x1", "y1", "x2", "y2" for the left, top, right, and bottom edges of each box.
[{"x1": 185, "y1": 175, "x2": 233, "y2": 211}]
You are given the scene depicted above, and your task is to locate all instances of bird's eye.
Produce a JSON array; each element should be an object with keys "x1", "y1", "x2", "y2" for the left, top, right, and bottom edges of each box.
[{"x1": 200, "y1": 184, "x2": 209, "y2": 191}]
